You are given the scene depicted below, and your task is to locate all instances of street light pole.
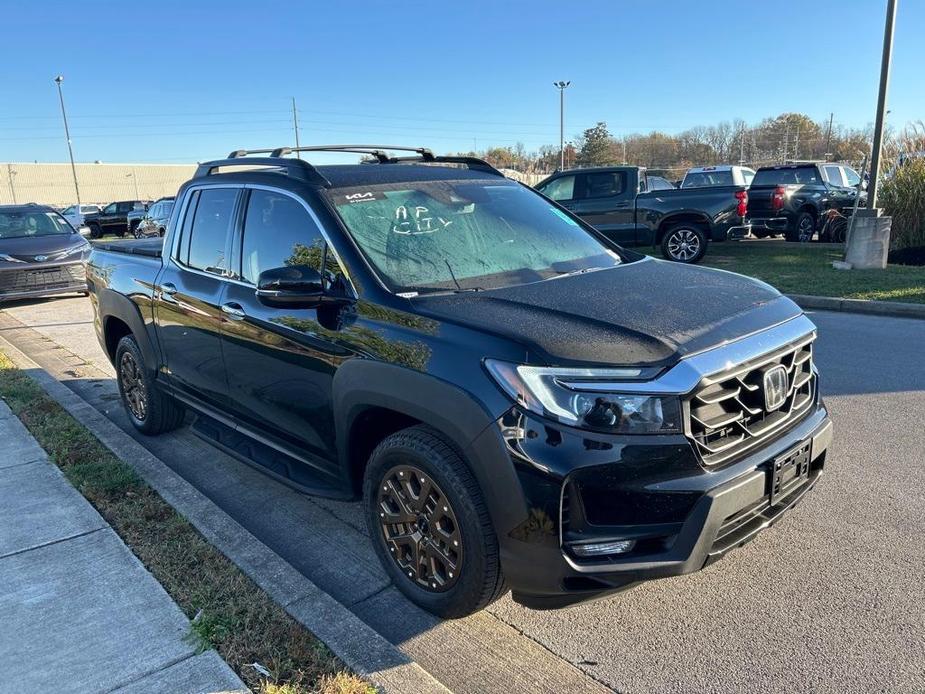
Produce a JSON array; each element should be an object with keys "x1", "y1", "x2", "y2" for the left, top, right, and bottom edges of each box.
[
  {"x1": 868, "y1": 0, "x2": 897, "y2": 210},
  {"x1": 553, "y1": 81, "x2": 570, "y2": 170},
  {"x1": 54, "y1": 75, "x2": 81, "y2": 206}
]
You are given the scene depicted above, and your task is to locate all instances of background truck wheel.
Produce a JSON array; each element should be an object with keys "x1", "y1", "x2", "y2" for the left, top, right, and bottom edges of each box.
[
  {"x1": 661, "y1": 224, "x2": 707, "y2": 263},
  {"x1": 364, "y1": 425, "x2": 506, "y2": 618},
  {"x1": 115, "y1": 335, "x2": 185, "y2": 435},
  {"x1": 751, "y1": 229, "x2": 773, "y2": 239},
  {"x1": 787, "y1": 211, "x2": 815, "y2": 242},
  {"x1": 87, "y1": 223, "x2": 102, "y2": 239}
]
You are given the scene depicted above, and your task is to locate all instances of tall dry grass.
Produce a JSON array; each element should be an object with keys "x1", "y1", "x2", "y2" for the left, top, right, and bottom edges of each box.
[{"x1": 880, "y1": 121, "x2": 925, "y2": 251}]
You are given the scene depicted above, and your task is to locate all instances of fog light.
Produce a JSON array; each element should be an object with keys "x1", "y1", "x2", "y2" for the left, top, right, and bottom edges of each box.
[{"x1": 570, "y1": 540, "x2": 635, "y2": 557}]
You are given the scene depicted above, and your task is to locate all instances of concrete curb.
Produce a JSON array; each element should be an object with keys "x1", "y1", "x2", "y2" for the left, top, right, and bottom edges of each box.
[
  {"x1": 786, "y1": 294, "x2": 925, "y2": 319},
  {"x1": 0, "y1": 335, "x2": 449, "y2": 694}
]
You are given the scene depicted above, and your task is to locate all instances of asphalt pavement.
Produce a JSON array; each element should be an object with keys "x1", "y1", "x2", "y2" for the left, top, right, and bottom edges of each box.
[{"x1": 0, "y1": 296, "x2": 922, "y2": 693}]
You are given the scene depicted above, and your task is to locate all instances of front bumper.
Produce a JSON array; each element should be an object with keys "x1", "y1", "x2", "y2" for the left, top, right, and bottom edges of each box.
[
  {"x1": 0, "y1": 261, "x2": 87, "y2": 302},
  {"x1": 490, "y1": 401, "x2": 832, "y2": 609}
]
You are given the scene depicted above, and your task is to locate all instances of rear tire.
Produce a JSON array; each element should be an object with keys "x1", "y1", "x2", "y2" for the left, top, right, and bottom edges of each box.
[
  {"x1": 115, "y1": 335, "x2": 185, "y2": 435},
  {"x1": 751, "y1": 229, "x2": 773, "y2": 239},
  {"x1": 364, "y1": 425, "x2": 506, "y2": 618},
  {"x1": 787, "y1": 211, "x2": 815, "y2": 242},
  {"x1": 661, "y1": 224, "x2": 708, "y2": 263}
]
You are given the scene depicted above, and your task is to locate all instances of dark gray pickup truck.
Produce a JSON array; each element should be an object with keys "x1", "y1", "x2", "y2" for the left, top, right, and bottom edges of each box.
[{"x1": 536, "y1": 165, "x2": 749, "y2": 263}]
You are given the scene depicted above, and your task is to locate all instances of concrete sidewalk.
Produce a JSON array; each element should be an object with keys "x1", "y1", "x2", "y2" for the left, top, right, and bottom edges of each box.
[{"x1": 0, "y1": 400, "x2": 247, "y2": 694}]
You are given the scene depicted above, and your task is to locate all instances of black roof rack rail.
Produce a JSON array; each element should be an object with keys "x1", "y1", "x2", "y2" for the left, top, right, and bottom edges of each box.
[
  {"x1": 194, "y1": 157, "x2": 329, "y2": 186},
  {"x1": 195, "y1": 145, "x2": 505, "y2": 185}
]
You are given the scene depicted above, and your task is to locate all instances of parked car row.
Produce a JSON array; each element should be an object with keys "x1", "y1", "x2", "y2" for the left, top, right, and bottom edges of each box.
[{"x1": 536, "y1": 160, "x2": 866, "y2": 258}]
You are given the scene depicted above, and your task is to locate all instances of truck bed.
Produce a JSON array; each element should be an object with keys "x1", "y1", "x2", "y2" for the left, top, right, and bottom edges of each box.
[{"x1": 92, "y1": 238, "x2": 164, "y2": 258}]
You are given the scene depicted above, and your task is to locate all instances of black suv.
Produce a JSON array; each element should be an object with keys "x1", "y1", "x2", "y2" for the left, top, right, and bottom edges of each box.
[
  {"x1": 88, "y1": 145, "x2": 832, "y2": 617},
  {"x1": 133, "y1": 197, "x2": 175, "y2": 238}
]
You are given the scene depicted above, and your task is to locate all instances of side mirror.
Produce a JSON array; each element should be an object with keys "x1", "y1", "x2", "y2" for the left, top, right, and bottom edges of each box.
[{"x1": 255, "y1": 265, "x2": 324, "y2": 308}]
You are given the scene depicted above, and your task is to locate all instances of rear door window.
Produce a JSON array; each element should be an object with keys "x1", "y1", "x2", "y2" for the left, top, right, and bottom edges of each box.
[
  {"x1": 581, "y1": 172, "x2": 626, "y2": 198},
  {"x1": 184, "y1": 188, "x2": 238, "y2": 275},
  {"x1": 538, "y1": 175, "x2": 576, "y2": 201}
]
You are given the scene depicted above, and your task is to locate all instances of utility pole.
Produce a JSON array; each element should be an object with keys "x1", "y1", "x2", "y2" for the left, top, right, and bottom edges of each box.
[
  {"x1": 824, "y1": 112, "x2": 834, "y2": 159},
  {"x1": 53, "y1": 75, "x2": 81, "y2": 205},
  {"x1": 794, "y1": 126, "x2": 800, "y2": 161},
  {"x1": 622, "y1": 138, "x2": 627, "y2": 165},
  {"x1": 553, "y1": 81, "x2": 570, "y2": 170},
  {"x1": 6, "y1": 164, "x2": 16, "y2": 204},
  {"x1": 868, "y1": 0, "x2": 897, "y2": 209},
  {"x1": 291, "y1": 97, "x2": 301, "y2": 159}
]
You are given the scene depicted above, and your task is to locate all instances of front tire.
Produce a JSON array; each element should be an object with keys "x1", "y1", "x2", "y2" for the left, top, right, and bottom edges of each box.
[
  {"x1": 661, "y1": 224, "x2": 707, "y2": 263},
  {"x1": 115, "y1": 335, "x2": 185, "y2": 435},
  {"x1": 364, "y1": 425, "x2": 505, "y2": 618},
  {"x1": 88, "y1": 223, "x2": 102, "y2": 239}
]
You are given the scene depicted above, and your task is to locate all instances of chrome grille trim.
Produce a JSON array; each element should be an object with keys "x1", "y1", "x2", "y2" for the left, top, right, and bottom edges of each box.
[{"x1": 686, "y1": 335, "x2": 817, "y2": 466}]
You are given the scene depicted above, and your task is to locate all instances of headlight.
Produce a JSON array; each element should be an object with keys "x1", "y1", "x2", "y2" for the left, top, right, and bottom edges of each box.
[
  {"x1": 0, "y1": 253, "x2": 25, "y2": 263},
  {"x1": 485, "y1": 359, "x2": 682, "y2": 434}
]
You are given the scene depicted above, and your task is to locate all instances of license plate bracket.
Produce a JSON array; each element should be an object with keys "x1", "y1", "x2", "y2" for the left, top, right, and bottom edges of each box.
[{"x1": 768, "y1": 443, "x2": 810, "y2": 506}]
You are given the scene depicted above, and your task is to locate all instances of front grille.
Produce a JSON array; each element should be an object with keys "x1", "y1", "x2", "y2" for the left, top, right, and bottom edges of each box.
[
  {"x1": 0, "y1": 264, "x2": 85, "y2": 294},
  {"x1": 687, "y1": 336, "x2": 816, "y2": 466}
]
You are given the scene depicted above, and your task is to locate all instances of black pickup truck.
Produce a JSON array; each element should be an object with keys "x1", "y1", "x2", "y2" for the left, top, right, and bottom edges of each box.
[
  {"x1": 535, "y1": 166, "x2": 749, "y2": 263},
  {"x1": 87, "y1": 145, "x2": 831, "y2": 617},
  {"x1": 747, "y1": 163, "x2": 866, "y2": 242},
  {"x1": 84, "y1": 200, "x2": 148, "y2": 239}
]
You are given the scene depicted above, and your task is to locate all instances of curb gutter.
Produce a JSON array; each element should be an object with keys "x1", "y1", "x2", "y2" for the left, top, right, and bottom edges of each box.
[
  {"x1": 786, "y1": 294, "x2": 925, "y2": 319},
  {"x1": 0, "y1": 335, "x2": 449, "y2": 694}
]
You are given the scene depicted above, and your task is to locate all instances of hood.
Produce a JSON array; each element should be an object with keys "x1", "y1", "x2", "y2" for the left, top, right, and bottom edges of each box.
[
  {"x1": 0, "y1": 233, "x2": 88, "y2": 261},
  {"x1": 412, "y1": 257, "x2": 802, "y2": 368}
]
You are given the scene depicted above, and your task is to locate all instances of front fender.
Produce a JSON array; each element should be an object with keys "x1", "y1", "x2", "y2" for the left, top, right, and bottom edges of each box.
[{"x1": 332, "y1": 359, "x2": 528, "y2": 537}]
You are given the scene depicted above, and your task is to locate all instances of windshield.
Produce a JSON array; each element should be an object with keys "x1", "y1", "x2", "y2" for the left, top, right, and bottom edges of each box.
[
  {"x1": 328, "y1": 179, "x2": 622, "y2": 293},
  {"x1": 0, "y1": 210, "x2": 73, "y2": 239}
]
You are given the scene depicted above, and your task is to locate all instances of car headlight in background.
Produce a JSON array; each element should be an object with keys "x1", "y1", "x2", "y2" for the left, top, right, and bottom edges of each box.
[
  {"x1": 0, "y1": 253, "x2": 25, "y2": 263},
  {"x1": 484, "y1": 360, "x2": 682, "y2": 435}
]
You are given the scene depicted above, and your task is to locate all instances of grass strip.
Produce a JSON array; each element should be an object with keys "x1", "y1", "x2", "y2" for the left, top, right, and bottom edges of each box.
[
  {"x1": 0, "y1": 351, "x2": 373, "y2": 694},
  {"x1": 647, "y1": 241, "x2": 925, "y2": 304}
]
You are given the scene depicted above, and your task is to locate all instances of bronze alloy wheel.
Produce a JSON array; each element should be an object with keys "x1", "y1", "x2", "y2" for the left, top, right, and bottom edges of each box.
[
  {"x1": 377, "y1": 464, "x2": 462, "y2": 592},
  {"x1": 119, "y1": 351, "x2": 147, "y2": 421}
]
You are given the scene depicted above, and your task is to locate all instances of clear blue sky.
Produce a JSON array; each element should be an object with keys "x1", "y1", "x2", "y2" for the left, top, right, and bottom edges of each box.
[{"x1": 2, "y1": 0, "x2": 922, "y2": 164}]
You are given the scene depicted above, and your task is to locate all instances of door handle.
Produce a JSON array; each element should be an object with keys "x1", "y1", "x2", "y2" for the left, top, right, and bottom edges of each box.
[
  {"x1": 158, "y1": 282, "x2": 178, "y2": 302},
  {"x1": 221, "y1": 302, "x2": 246, "y2": 321}
]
